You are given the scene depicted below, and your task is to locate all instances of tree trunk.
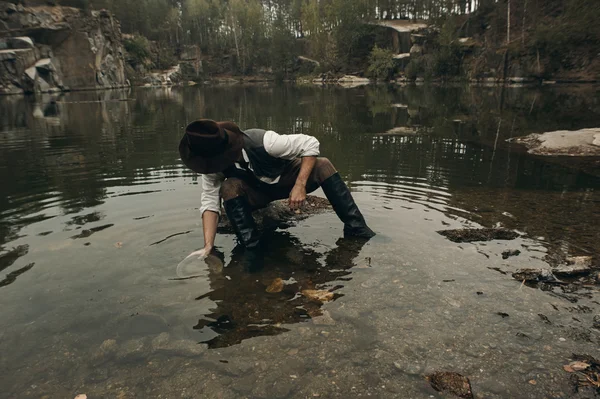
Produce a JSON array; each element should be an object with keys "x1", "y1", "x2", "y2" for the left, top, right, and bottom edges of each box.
[
  {"x1": 230, "y1": 13, "x2": 241, "y2": 70},
  {"x1": 507, "y1": 0, "x2": 511, "y2": 44},
  {"x1": 522, "y1": 0, "x2": 528, "y2": 46}
]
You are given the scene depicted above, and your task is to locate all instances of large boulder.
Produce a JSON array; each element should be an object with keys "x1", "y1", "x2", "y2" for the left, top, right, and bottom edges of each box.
[
  {"x1": 179, "y1": 44, "x2": 203, "y2": 80},
  {"x1": 512, "y1": 128, "x2": 600, "y2": 156},
  {"x1": 0, "y1": 5, "x2": 128, "y2": 95}
]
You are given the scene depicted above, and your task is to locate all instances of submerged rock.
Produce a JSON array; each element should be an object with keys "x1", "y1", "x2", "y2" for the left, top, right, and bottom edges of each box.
[
  {"x1": 552, "y1": 256, "x2": 593, "y2": 277},
  {"x1": 438, "y1": 228, "x2": 519, "y2": 243},
  {"x1": 552, "y1": 265, "x2": 590, "y2": 277},
  {"x1": 502, "y1": 249, "x2": 521, "y2": 259},
  {"x1": 117, "y1": 338, "x2": 149, "y2": 360},
  {"x1": 427, "y1": 372, "x2": 474, "y2": 399},
  {"x1": 512, "y1": 268, "x2": 553, "y2": 282},
  {"x1": 91, "y1": 339, "x2": 118, "y2": 365},
  {"x1": 311, "y1": 309, "x2": 336, "y2": 326},
  {"x1": 152, "y1": 333, "x2": 206, "y2": 356}
]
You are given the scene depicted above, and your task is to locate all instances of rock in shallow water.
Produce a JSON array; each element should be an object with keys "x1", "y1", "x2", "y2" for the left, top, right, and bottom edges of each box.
[
  {"x1": 552, "y1": 256, "x2": 593, "y2": 277},
  {"x1": 427, "y1": 372, "x2": 474, "y2": 399},
  {"x1": 117, "y1": 338, "x2": 149, "y2": 360},
  {"x1": 151, "y1": 332, "x2": 206, "y2": 356},
  {"x1": 394, "y1": 360, "x2": 424, "y2": 376},
  {"x1": 502, "y1": 249, "x2": 521, "y2": 259},
  {"x1": 512, "y1": 128, "x2": 600, "y2": 156},
  {"x1": 94, "y1": 339, "x2": 117, "y2": 357},
  {"x1": 512, "y1": 268, "x2": 554, "y2": 282},
  {"x1": 438, "y1": 228, "x2": 519, "y2": 243}
]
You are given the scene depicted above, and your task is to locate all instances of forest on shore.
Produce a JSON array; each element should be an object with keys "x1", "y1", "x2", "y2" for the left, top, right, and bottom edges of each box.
[{"x1": 33, "y1": 0, "x2": 600, "y2": 82}]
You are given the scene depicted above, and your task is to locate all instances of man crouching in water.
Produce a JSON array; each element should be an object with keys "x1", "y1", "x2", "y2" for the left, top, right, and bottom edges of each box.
[{"x1": 179, "y1": 119, "x2": 375, "y2": 265}]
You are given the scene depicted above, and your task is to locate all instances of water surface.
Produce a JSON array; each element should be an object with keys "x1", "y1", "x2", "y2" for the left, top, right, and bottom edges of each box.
[{"x1": 1, "y1": 84, "x2": 600, "y2": 398}]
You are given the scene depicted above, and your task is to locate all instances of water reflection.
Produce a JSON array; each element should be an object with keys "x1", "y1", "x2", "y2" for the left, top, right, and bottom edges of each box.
[
  {"x1": 1, "y1": 83, "x2": 600, "y2": 398},
  {"x1": 192, "y1": 232, "x2": 368, "y2": 348},
  {"x1": 0, "y1": 83, "x2": 599, "y2": 299}
]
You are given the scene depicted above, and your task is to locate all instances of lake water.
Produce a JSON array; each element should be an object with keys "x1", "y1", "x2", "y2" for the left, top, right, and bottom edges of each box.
[{"x1": 1, "y1": 84, "x2": 599, "y2": 398}]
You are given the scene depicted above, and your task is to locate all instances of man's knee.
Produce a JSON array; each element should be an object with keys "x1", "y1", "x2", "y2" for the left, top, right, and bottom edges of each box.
[
  {"x1": 220, "y1": 178, "x2": 247, "y2": 201},
  {"x1": 315, "y1": 157, "x2": 337, "y2": 182}
]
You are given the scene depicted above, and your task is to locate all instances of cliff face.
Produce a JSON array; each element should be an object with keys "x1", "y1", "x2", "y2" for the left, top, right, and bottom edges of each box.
[{"x1": 0, "y1": 4, "x2": 128, "y2": 95}]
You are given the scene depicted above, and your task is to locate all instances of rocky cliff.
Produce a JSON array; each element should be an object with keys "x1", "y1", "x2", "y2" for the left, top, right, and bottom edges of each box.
[{"x1": 0, "y1": 3, "x2": 128, "y2": 95}]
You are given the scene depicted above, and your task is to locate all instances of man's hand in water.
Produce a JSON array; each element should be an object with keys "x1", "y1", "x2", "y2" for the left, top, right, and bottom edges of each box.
[
  {"x1": 289, "y1": 183, "x2": 307, "y2": 210},
  {"x1": 185, "y1": 247, "x2": 212, "y2": 260}
]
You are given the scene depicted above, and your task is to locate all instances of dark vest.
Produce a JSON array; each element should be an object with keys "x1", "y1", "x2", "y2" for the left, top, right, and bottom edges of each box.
[{"x1": 223, "y1": 129, "x2": 291, "y2": 184}]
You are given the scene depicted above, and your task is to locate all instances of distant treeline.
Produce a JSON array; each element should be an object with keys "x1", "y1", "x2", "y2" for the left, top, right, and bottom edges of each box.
[{"x1": 45, "y1": 0, "x2": 600, "y2": 79}]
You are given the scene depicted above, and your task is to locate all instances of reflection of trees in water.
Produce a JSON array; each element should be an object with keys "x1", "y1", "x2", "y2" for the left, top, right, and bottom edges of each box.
[
  {"x1": 193, "y1": 232, "x2": 368, "y2": 348},
  {"x1": 0, "y1": 84, "x2": 598, "y2": 249}
]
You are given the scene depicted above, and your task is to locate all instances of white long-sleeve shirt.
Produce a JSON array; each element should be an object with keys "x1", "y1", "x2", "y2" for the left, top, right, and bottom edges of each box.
[{"x1": 199, "y1": 130, "x2": 320, "y2": 216}]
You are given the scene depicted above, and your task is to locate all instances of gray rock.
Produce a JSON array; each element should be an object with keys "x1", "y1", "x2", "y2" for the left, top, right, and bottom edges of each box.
[
  {"x1": 86, "y1": 367, "x2": 110, "y2": 383},
  {"x1": 410, "y1": 44, "x2": 423, "y2": 55},
  {"x1": 0, "y1": 3, "x2": 17, "y2": 14},
  {"x1": 552, "y1": 256, "x2": 592, "y2": 276},
  {"x1": 151, "y1": 333, "x2": 206, "y2": 356},
  {"x1": 10, "y1": 37, "x2": 34, "y2": 49},
  {"x1": 24, "y1": 65, "x2": 37, "y2": 81},
  {"x1": 98, "y1": 338, "x2": 118, "y2": 355},
  {"x1": 0, "y1": 36, "x2": 34, "y2": 50},
  {"x1": 512, "y1": 129, "x2": 600, "y2": 156},
  {"x1": 512, "y1": 268, "x2": 553, "y2": 282},
  {"x1": 117, "y1": 338, "x2": 149, "y2": 360},
  {"x1": 0, "y1": 6, "x2": 128, "y2": 95},
  {"x1": 91, "y1": 338, "x2": 118, "y2": 365},
  {"x1": 151, "y1": 332, "x2": 171, "y2": 351},
  {"x1": 394, "y1": 360, "x2": 424, "y2": 376},
  {"x1": 36, "y1": 75, "x2": 51, "y2": 92},
  {"x1": 312, "y1": 310, "x2": 336, "y2": 326},
  {"x1": 180, "y1": 61, "x2": 202, "y2": 79}
]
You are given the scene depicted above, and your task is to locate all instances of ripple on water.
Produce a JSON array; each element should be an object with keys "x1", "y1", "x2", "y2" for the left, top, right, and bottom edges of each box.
[{"x1": 1, "y1": 86, "x2": 600, "y2": 398}]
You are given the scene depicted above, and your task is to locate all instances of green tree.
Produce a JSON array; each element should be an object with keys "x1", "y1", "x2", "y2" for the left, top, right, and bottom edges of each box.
[{"x1": 367, "y1": 45, "x2": 395, "y2": 80}]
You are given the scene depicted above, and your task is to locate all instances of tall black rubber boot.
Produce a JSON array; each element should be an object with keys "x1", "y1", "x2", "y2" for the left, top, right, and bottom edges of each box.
[
  {"x1": 223, "y1": 196, "x2": 263, "y2": 272},
  {"x1": 224, "y1": 196, "x2": 261, "y2": 249},
  {"x1": 321, "y1": 173, "x2": 376, "y2": 239}
]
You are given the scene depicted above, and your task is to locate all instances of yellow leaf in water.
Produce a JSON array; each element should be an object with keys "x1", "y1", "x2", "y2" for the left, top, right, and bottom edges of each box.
[
  {"x1": 266, "y1": 278, "x2": 284, "y2": 293},
  {"x1": 569, "y1": 361, "x2": 590, "y2": 371},
  {"x1": 528, "y1": 380, "x2": 537, "y2": 385},
  {"x1": 302, "y1": 289, "x2": 334, "y2": 302},
  {"x1": 563, "y1": 365, "x2": 575, "y2": 373},
  {"x1": 115, "y1": 242, "x2": 123, "y2": 248}
]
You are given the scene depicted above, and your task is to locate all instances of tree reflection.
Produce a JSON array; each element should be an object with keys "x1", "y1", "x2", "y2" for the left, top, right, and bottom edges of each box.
[{"x1": 0, "y1": 84, "x2": 599, "y2": 279}]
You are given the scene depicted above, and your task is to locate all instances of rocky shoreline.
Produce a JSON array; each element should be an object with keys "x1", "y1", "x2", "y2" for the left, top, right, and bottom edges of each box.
[
  {"x1": 1, "y1": 4, "x2": 597, "y2": 96},
  {"x1": 0, "y1": 4, "x2": 128, "y2": 95}
]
